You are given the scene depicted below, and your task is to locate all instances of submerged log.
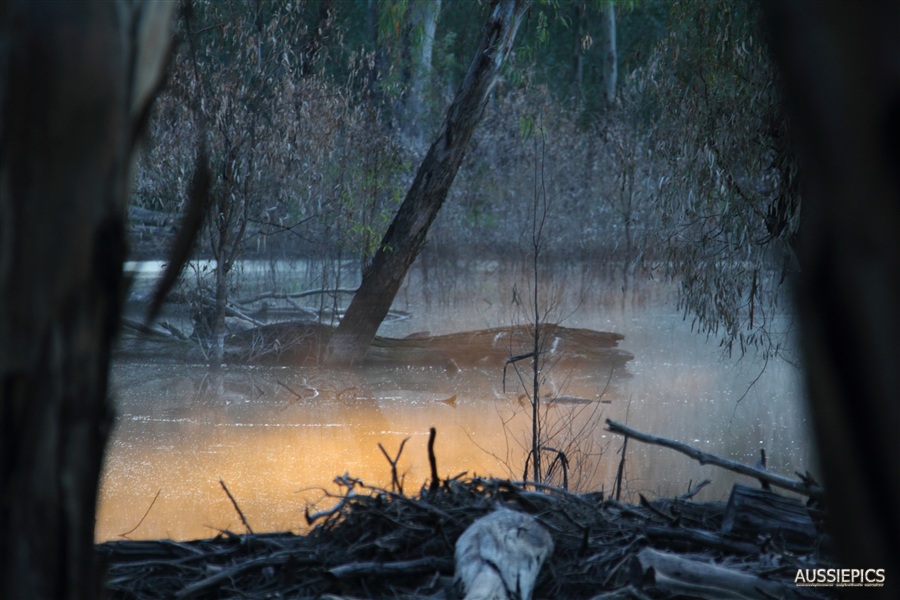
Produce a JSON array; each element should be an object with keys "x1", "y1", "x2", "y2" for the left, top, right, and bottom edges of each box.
[
  {"x1": 454, "y1": 509, "x2": 553, "y2": 600},
  {"x1": 721, "y1": 484, "x2": 818, "y2": 551},
  {"x1": 368, "y1": 325, "x2": 631, "y2": 369},
  {"x1": 222, "y1": 323, "x2": 632, "y2": 370}
]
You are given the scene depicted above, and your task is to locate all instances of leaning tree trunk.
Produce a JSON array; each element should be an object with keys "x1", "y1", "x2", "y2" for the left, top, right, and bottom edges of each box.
[
  {"x1": 325, "y1": 0, "x2": 532, "y2": 365},
  {"x1": 766, "y1": 1, "x2": 900, "y2": 593},
  {"x1": 0, "y1": 2, "x2": 173, "y2": 598}
]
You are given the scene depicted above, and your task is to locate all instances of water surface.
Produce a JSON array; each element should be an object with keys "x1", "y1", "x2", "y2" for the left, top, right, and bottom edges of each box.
[{"x1": 98, "y1": 260, "x2": 813, "y2": 541}]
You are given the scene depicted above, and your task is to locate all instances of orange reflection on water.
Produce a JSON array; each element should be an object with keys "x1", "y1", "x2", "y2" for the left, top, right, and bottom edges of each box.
[
  {"x1": 99, "y1": 310, "x2": 814, "y2": 543},
  {"x1": 97, "y1": 366, "x2": 535, "y2": 542}
]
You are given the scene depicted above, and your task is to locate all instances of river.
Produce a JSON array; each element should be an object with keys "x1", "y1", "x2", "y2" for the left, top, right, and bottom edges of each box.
[{"x1": 96, "y1": 259, "x2": 814, "y2": 542}]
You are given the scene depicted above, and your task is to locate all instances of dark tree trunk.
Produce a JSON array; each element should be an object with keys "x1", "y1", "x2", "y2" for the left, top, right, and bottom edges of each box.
[
  {"x1": 767, "y1": 1, "x2": 900, "y2": 592},
  {"x1": 325, "y1": 0, "x2": 532, "y2": 365},
  {"x1": 0, "y1": 2, "x2": 172, "y2": 597}
]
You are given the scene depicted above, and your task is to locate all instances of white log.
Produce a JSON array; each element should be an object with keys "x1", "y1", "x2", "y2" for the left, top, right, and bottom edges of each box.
[{"x1": 454, "y1": 509, "x2": 553, "y2": 600}]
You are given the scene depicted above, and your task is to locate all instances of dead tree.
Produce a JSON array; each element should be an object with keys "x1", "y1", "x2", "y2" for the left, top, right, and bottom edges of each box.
[
  {"x1": 0, "y1": 2, "x2": 173, "y2": 597},
  {"x1": 325, "y1": 0, "x2": 532, "y2": 365}
]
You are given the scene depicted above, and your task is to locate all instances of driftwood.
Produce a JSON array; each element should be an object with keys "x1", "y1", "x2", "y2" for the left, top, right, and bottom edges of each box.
[
  {"x1": 643, "y1": 525, "x2": 759, "y2": 555},
  {"x1": 368, "y1": 325, "x2": 633, "y2": 369},
  {"x1": 722, "y1": 484, "x2": 818, "y2": 551},
  {"x1": 95, "y1": 420, "x2": 836, "y2": 599},
  {"x1": 98, "y1": 474, "x2": 837, "y2": 599},
  {"x1": 605, "y1": 419, "x2": 824, "y2": 498},
  {"x1": 630, "y1": 547, "x2": 806, "y2": 599},
  {"x1": 454, "y1": 509, "x2": 553, "y2": 600},
  {"x1": 329, "y1": 556, "x2": 452, "y2": 579},
  {"x1": 235, "y1": 288, "x2": 358, "y2": 305},
  {"x1": 120, "y1": 304, "x2": 635, "y2": 371}
]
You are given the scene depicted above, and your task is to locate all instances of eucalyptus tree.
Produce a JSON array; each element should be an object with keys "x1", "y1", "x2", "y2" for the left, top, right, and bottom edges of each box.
[
  {"x1": 1, "y1": 2, "x2": 174, "y2": 597},
  {"x1": 326, "y1": 0, "x2": 533, "y2": 365},
  {"x1": 404, "y1": 0, "x2": 443, "y2": 148},
  {"x1": 640, "y1": 0, "x2": 800, "y2": 358},
  {"x1": 170, "y1": 0, "x2": 314, "y2": 362}
]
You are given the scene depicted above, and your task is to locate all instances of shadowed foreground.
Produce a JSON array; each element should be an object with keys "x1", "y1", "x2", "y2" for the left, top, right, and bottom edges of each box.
[{"x1": 98, "y1": 473, "x2": 836, "y2": 599}]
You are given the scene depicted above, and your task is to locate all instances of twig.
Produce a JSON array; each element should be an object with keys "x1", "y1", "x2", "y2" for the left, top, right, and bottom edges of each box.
[
  {"x1": 378, "y1": 438, "x2": 409, "y2": 493},
  {"x1": 219, "y1": 479, "x2": 253, "y2": 534},
  {"x1": 199, "y1": 295, "x2": 265, "y2": 327},
  {"x1": 544, "y1": 446, "x2": 569, "y2": 492},
  {"x1": 614, "y1": 434, "x2": 628, "y2": 501},
  {"x1": 305, "y1": 495, "x2": 351, "y2": 525},
  {"x1": 277, "y1": 380, "x2": 317, "y2": 401},
  {"x1": 639, "y1": 494, "x2": 677, "y2": 525},
  {"x1": 679, "y1": 478, "x2": 712, "y2": 500},
  {"x1": 118, "y1": 489, "x2": 161, "y2": 538},
  {"x1": 502, "y1": 351, "x2": 534, "y2": 393},
  {"x1": 175, "y1": 555, "x2": 282, "y2": 599},
  {"x1": 605, "y1": 419, "x2": 823, "y2": 498},
  {"x1": 428, "y1": 427, "x2": 440, "y2": 493}
]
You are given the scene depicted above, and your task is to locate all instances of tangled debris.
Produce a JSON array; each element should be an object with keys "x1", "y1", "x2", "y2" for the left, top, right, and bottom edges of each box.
[{"x1": 98, "y1": 452, "x2": 837, "y2": 599}]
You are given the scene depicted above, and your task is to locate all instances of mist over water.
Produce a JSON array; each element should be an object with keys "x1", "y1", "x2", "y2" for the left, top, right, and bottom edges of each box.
[{"x1": 97, "y1": 259, "x2": 813, "y2": 542}]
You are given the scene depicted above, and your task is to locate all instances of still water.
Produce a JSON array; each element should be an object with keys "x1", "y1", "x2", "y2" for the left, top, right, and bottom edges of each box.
[{"x1": 97, "y1": 260, "x2": 814, "y2": 542}]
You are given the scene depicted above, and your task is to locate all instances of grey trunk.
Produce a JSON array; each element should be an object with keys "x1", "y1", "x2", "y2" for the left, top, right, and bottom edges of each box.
[
  {"x1": 597, "y1": 2, "x2": 617, "y2": 105},
  {"x1": 406, "y1": 0, "x2": 442, "y2": 148}
]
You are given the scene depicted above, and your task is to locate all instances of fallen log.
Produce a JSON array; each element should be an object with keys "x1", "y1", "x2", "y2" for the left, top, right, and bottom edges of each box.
[
  {"x1": 721, "y1": 484, "x2": 818, "y2": 551},
  {"x1": 605, "y1": 420, "x2": 823, "y2": 498},
  {"x1": 630, "y1": 547, "x2": 806, "y2": 599},
  {"x1": 643, "y1": 525, "x2": 759, "y2": 555},
  {"x1": 328, "y1": 556, "x2": 452, "y2": 579}
]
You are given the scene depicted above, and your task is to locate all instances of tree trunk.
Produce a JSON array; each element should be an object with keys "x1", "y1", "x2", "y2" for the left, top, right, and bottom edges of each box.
[
  {"x1": 573, "y1": 1, "x2": 586, "y2": 102},
  {"x1": 325, "y1": 0, "x2": 532, "y2": 365},
  {"x1": 766, "y1": 1, "x2": 900, "y2": 592},
  {"x1": 597, "y1": 2, "x2": 617, "y2": 105},
  {"x1": 0, "y1": 2, "x2": 173, "y2": 598},
  {"x1": 406, "y1": 0, "x2": 442, "y2": 148}
]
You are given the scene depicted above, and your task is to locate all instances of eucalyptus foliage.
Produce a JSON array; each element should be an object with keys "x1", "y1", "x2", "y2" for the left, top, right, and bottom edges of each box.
[{"x1": 641, "y1": 0, "x2": 800, "y2": 358}]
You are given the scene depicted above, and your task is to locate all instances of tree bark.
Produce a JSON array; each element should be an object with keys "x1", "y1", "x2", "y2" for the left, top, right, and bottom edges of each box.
[
  {"x1": 766, "y1": 1, "x2": 900, "y2": 592},
  {"x1": 596, "y1": 2, "x2": 617, "y2": 105},
  {"x1": 405, "y1": 0, "x2": 442, "y2": 148},
  {"x1": 0, "y1": 2, "x2": 173, "y2": 597},
  {"x1": 325, "y1": 0, "x2": 532, "y2": 365}
]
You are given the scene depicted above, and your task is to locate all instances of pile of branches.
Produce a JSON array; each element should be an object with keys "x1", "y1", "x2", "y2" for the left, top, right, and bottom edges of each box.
[{"x1": 98, "y1": 472, "x2": 837, "y2": 599}]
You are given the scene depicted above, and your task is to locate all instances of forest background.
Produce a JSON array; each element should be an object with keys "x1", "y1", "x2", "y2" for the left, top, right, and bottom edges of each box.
[{"x1": 133, "y1": 0, "x2": 799, "y2": 363}]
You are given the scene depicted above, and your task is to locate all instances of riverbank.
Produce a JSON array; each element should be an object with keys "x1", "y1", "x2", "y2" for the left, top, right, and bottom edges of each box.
[{"x1": 97, "y1": 472, "x2": 836, "y2": 599}]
